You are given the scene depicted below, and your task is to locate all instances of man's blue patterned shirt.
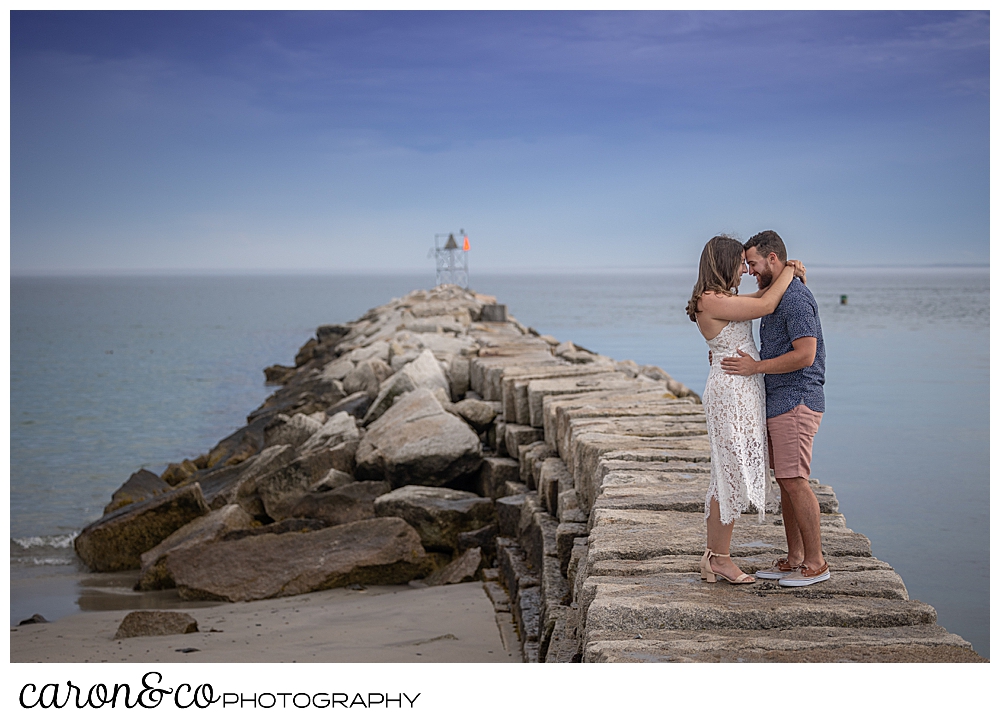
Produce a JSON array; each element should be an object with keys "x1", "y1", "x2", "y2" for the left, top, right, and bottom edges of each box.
[{"x1": 759, "y1": 277, "x2": 825, "y2": 418}]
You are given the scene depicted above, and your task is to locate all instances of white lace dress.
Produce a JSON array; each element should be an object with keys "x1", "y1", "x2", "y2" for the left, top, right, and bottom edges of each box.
[{"x1": 702, "y1": 320, "x2": 767, "y2": 525}]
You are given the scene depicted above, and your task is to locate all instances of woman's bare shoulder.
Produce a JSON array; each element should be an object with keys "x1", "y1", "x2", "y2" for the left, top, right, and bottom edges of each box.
[
  {"x1": 700, "y1": 290, "x2": 732, "y2": 300},
  {"x1": 699, "y1": 290, "x2": 733, "y2": 307}
]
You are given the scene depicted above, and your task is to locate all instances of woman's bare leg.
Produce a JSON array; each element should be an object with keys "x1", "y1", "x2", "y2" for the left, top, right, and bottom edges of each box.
[{"x1": 705, "y1": 498, "x2": 751, "y2": 579}]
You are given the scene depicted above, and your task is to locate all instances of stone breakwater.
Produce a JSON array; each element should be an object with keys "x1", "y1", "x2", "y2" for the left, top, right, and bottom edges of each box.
[{"x1": 72, "y1": 285, "x2": 983, "y2": 662}]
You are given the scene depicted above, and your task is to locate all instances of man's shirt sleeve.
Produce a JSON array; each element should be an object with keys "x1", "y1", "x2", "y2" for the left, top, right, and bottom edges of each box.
[{"x1": 784, "y1": 293, "x2": 820, "y2": 343}]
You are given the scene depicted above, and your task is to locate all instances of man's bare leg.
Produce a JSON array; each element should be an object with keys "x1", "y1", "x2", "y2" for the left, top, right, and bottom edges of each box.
[
  {"x1": 776, "y1": 477, "x2": 825, "y2": 570},
  {"x1": 778, "y1": 486, "x2": 804, "y2": 566}
]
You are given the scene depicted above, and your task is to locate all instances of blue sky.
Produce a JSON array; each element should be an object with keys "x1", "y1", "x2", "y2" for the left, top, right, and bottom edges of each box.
[{"x1": 10, "y1": 10, "x2": 989, "y2": 273}]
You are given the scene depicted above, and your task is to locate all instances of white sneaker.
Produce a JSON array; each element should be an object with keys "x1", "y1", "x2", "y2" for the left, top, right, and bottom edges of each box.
[
  {"x1": 754, "y1": 557, "x2": 796, "y2": 580},
  {"x1": 778, "y1": 563, "x2": 831, "y2": 587}
]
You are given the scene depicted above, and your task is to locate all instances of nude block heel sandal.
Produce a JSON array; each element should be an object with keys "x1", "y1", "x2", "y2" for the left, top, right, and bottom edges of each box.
[
  {"x1": 701, "y1": 548, "x2": 756, "y2": 584},
  {"x1": 700, "y1": 548, "x2": 714, "y2": 582}
]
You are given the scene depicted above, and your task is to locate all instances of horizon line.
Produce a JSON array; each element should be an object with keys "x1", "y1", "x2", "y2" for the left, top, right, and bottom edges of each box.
[{"x1": 9, "y1": 263, "x2": 991, "y2": 278}]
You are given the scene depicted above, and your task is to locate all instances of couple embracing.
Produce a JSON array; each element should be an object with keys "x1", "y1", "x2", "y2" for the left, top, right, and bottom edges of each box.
[{"x1": 686, "y1": 230, "x2": 828, "y2": 587}]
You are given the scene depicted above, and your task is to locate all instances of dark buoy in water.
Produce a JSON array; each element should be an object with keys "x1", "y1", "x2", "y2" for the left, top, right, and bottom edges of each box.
[{"x1": 840, "y1": 295, "x2": 848, "y2": 305}]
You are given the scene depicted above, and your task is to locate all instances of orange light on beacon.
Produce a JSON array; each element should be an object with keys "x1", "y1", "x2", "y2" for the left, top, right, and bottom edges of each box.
[{"x1": 463, "y1": 235, "x2": 470, "y2": 251}]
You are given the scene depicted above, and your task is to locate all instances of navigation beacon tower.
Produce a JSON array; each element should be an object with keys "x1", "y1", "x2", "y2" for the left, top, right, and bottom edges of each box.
[{"x1": 434, "y1": 229, "x2": 470, "y2": 288}]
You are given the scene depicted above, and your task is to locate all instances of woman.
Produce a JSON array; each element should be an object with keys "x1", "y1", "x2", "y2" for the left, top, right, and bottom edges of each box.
[{"x1": 685, "y1": 235, "x2": 801, "y2": 584}]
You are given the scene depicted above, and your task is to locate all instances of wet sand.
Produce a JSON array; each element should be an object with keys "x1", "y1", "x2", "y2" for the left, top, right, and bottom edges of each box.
[{"x1": 10, "y1": 581, "x2": 515, "y2": 663}]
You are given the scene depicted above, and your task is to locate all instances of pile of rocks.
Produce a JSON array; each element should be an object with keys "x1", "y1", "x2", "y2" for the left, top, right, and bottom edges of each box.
[{"x1": 74, "y1": 285, "x2": 686, "y2": 608}]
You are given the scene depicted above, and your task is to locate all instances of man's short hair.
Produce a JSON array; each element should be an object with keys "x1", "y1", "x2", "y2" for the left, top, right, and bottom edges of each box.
[{"x1": 745, "y1": 230, "x2": 787, "y2": 263}]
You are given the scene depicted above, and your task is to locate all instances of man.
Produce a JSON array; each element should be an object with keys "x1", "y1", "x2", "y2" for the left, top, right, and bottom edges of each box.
[{"x1": 721, "y1": 230, "x2": 829, "y2": 586}]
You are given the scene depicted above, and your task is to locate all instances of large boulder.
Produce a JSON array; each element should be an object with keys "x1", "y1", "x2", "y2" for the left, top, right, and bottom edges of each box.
[
  {"x1": 192, "y1": 416, "x2": 271, "y2": 470},
  {"x1": 424, "y1": 547, "x2": 483, "y2": 586},
  {"x1": 312, "y1": 468, "x2": 356, "y2": 490},
  {"x1": 295, "y1": 337, "x2": 320, "y2": 366},
  {"x1": 317, "y1": 324, "x2": 350, "y2": 344},
  {"x1": 448, "y1": 356, "x2": 471, "y2": 400},
  {"x1": 554, "y1": 340, "x2": 598, "y2": 364},
  {"x1": 161, "y1": 459, "x2": 198, "y2": 486},
  {"x1": 325, "y1": 391, "x2": 372, "y2": 420},
  {"x1": 409, "y1": 332, "x2": 478, "y2": 357},
  {"x1": 247, "y1": 370, "x2": 346, "y2": 424},
  {"x1": 640, "y1": 363, "x2": 699, "y2": 399},
  {"x1": 104, "y1": 469, "x2": 172, "y2": 514},
  {"x1": 221, "y1": 518, "x2": 326, "y2": 541},
  {"x1": 373, "y1": 485, "x2": 496, "y2": 551},
  {"x1": 362, "y1": 349, "x2": 451, "y2": 424},
  {"x1": 347, "y1": 340, "x2": 390, "y2": 364},
  {"x1": 248, "y1": 446, "x2": 359, "y2": 521},
  {"x1": 458, "y1": 524, "x2": 498, "y2": 565},
  {"x1": 74, "y1": 484, "x2": 211, "y2": 572},
  {"x1": 167, "y1": 517, "x2": 430, "y2": 602},
  {"x1": 288, "y1": 480, "x2": 391, "y2": 526},
  {"x1": 241, "y1": 412, "x2": 364, "y2": 520},
  {"x1": 343, "y1": 358, "x2": 393, "y2": 398},
  {"x1": 321, "y1": 357, "x2": 355, "y2": 381},
  {"x1": 477, "y1": 457, "x2": 521, "y2": 500},
  {"x1": 114, "y1": 611, "x2": 199, "y2": 639},
  {"x1": 136, "y1": 504, "x2": 255, "y2": 590},
  {"x1": 192, "y1": 444, "x2": 296, "y2": 511},
  {"x1": 262, "y1": 413, "x2": 323, "y2": 449},
  {"x1": 264, "y1": 364, "x2": 296, "y2": 385},
  {"x1": 389, "y1": 349, "x2": 420, "y2": 372},
  {"x1": 299, "y1": 412, "x2": 361, "y2": 456},
  {"x1": 355, "y1": 389, "x2": 483, "y2": 488},
  {"x1": 451, "y1": 398, "x2": 498, "y2": 433}
]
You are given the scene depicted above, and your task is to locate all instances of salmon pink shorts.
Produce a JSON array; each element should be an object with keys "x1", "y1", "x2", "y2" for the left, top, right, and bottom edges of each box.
[{"x1": 766, "y1": 404, "x2": 823, "y2": 480}]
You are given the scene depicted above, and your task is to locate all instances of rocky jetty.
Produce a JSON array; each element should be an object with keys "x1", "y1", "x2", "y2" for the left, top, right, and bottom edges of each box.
[
  {"x1": 75, "y1": 286, "x2": 522, "y2": 596},
  {"x1": 75, "y1": 284, "x2": 984, "y2": 662}
]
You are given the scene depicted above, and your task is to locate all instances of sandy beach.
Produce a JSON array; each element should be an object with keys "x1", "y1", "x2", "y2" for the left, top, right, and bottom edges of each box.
[{"x1": 10, "y1": 581, "x2": 514, "y2": 663}]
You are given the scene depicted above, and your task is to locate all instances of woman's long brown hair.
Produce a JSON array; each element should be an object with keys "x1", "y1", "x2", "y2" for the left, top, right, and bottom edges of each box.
[{"x1": 685, "y1": 235, "x2": 745, "y2": 322}]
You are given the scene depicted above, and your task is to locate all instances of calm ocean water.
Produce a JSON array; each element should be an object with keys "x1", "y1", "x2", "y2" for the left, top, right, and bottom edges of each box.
[{"x1": 9, "y1": 269, "x2": 989, "y2": 658}]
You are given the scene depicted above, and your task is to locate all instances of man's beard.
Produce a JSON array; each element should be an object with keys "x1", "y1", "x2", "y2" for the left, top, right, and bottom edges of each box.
[{"x1": 756, "y1": 268, "x2": 774, "y2": 290}]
